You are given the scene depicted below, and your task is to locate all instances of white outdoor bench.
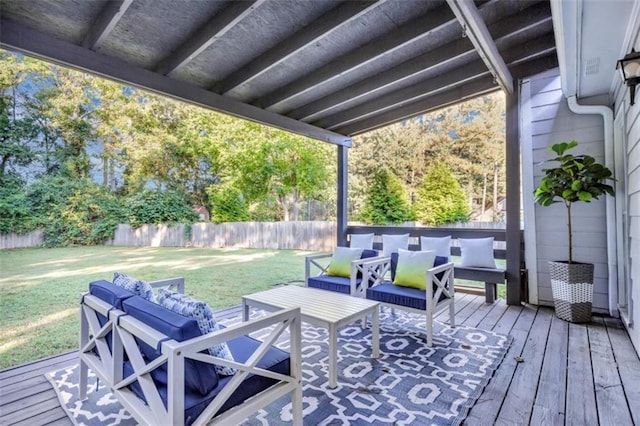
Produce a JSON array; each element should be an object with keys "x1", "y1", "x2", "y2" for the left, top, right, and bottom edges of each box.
[
  {"x1": 79, "y1": 278, "x2": 303, "y2": 426},
  {"x1": 347, "y1": 226, "x2": 513, "y2": 303}
]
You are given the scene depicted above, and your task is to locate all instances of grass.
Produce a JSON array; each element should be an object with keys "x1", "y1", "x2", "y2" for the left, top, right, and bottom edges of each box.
[
  {"x1": 0, "y1": 246, "x2": 311, "y2": 369},
  {"x1": 0, "y1": 247, "x2": 506, "y2": 370}
]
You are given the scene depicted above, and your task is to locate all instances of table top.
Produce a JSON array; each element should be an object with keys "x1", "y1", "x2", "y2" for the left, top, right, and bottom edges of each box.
[{"x1": 242, "y1": 285, "x2": 379, "y2": 324}]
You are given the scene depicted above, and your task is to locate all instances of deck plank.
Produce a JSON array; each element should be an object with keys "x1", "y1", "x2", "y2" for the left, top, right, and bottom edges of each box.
[
  {"x1": 464, "y1": 304, "x2": 527, "y2": 425},
  {"x1": 0, "y1": 396, "x2": 62, "y2": 424},
  {"x1": 495, "y1": 307, "x2": 553, "y2": 425},
  {"x1": 529, "y1": 313, "x2": 568, "y2": 425},
  {"x1": 604, "y1": 316, "x2": 640, "y2": 424},
  {"x1": 0, "y1": 351, "x2": 76, "y2": 382},
  {"x1": 461, "y1": 298, "x2": 500, "y2": 328},
  {"x1": 565, "y1": 321, "x2": 598, "y2": 425},
  {"x1": 11, "y1": 406, "x2": 71, "y2": 426},
  {"x1": 589, "y1": 316, "x2": 634, "y2": 425},
  {"x1": 2, "y1": 296, "x2": 639, "y2": 426},
  {"x1": 452, "y1": 294, "x2": 486, "y2": 325}
]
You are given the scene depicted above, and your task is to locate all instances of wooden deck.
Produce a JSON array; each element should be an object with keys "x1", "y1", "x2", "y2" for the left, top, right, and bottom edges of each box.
[{"x1": 1, "y1": 293, "x2": 639, "y2": 425}]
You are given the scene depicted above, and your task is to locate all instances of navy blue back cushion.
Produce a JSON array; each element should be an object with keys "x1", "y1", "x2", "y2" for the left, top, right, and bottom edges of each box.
[
  {"x1": 361, "y1": 249, "x2": 378, "y2": 260},
  {"x1": 88, "y1": 280, "x2": 137, "y2": 353},
  {"x1": 124, "y1": 333, "x2": 290, "y2": 425},
  {"x1": 390, "y1": 253, "x2": 448, "y2": 282},
  {"x1": 122, "y1": 296, "x2": 219, "y2": 395},
  {"x1": 89, "y1": 280, "x2": 135, "y2": 310}
]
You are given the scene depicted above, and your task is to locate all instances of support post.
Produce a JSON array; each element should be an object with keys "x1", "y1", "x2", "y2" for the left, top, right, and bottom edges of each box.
[
  {"x1": 337, "y1": 144, "x2": 349, "y2": 247},
  {"x1": 505, "y1": 82, "x2": 523, "y2": 305}
]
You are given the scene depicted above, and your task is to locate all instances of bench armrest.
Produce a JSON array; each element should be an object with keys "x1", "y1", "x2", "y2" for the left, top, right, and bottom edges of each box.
[
  {"x1": 113, "y1": 307, "x2": 302, "y2": 426},
  {"x1": 149, "y1": 277, "x2": 185, "y2": 294},
  {"x1": 304, "y1": 253, "x2": 332, "y2": 283},
  {"x1": 361, "y1": 256, "x2": 392, "y2": 288}
]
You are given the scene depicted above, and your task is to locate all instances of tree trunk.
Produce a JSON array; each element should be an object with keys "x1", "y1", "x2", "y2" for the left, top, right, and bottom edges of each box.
[
  {"x1": 291, "y1": 190, "x2": 300, "y2": 221},
  {"x1": 481, "y1": 172, "x2": 487, "y2": 217},
  {"x1": 567, "y1": 202, "x2": 573, "y2": 263},
  {"x1": 492, "y1": 164, "x2": 499, "y2": 222},
  {"x1": 279, "y1": 195, "x2": 290, "y2": 221}
]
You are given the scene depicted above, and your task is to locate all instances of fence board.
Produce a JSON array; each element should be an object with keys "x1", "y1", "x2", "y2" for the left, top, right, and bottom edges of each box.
[
  {"x1": 2, "y1": 222, "x2": 510, "y2": 251},
  {"x1": 0, "y1": 229, "x2": 44, "y2": 249}
]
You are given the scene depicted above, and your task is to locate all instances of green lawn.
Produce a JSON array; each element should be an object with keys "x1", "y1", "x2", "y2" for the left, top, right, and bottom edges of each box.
[
  {"x1": 0, "y1": 246, "x2": 311, "y2": 369},
  {"x1": 0, "y1": 247, "x2": 506, "y2": 370}
]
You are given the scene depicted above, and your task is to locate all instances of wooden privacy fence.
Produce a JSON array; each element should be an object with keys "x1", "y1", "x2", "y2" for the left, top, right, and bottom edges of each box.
[
  {"x1": 104, "y1": 221, "x2": 337, "y2": 251},
  {"x1": 190, "y1": 221, "x2": 336, "y2": 251},
  {"x1": 0, "y1": 229, "x2": 44, "y2": 249}
]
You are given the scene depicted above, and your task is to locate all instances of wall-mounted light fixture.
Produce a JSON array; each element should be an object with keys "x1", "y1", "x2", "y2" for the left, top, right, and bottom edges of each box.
[{"x1": 617, "y1": 49, "x2": 640, "y2": 106}]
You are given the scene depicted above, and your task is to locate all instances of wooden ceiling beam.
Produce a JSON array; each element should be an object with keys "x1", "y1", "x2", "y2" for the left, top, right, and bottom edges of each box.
[
  {"x1": 254, "y1": 2, "x2": 457, "y2": 111},
  {"x1": 82, "y1": 0, "x2": 133, "y2": 50},
  {"x1": 446, "y1": 0, "x2": 514, "y2": 94},
  {"x1": 216, "y1": 1, "x2": 383, "y2": 96},
  {"x1": 318, "y1": 36, "x2": 556, "y2": 131},
  {"x1": 1, "y1": 19, "x2": 351, "y2": 146},
  {"x1": 337, "y1": 53, "x2": 558, "y2": 136},
  {"x1": 290, "y1": 2, "x2": 552, "y2": 122},
  {"x1": 155, "y1": 0, "x2": 264, "y2": 77}
]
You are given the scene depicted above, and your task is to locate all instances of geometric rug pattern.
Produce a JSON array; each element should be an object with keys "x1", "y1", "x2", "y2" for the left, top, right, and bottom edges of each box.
[{"x1": 47, "y1": 308, "x2": 511, "y2": 425}]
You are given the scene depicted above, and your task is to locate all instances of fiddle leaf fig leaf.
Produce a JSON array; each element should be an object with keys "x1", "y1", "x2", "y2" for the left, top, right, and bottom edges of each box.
[{"x1": 579, "y1": 191, "x2": 592, "y2": 201}]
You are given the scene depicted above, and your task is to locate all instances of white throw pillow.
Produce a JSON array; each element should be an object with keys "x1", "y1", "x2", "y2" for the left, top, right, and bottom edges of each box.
[
  {"x1": 382, "y1": 234, "x2": 409, "y2": 257},
  {"x1": 420, "y1": 236, "x2": 451, "y2": 258},
  {"x1": 459, "y1": 237, "x2": 496, "y2": 268},
  {"x1": 349, "y1": 233, "x2": 374, "y2": 249}
]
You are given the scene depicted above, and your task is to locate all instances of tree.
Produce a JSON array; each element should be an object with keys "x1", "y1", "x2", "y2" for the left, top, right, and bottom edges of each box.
[
  {"x1": 361, "y1": 169, "x2": 413, "y2": 224},
  {"x1": 207, "y1": 184, "x2": 250, "y2": 223},
  {"x1": 349, "y1": 92, "x2": 505, "y2": 221},
  {"x1": 229, "y1": 125, "x2": 333, "y2": 221},
  {"x1": 415, "y1": 163, "x2": 470, "y2": 226},
  {"x1": 0, "y1": 51, "x2": 50, "y2": 185}
]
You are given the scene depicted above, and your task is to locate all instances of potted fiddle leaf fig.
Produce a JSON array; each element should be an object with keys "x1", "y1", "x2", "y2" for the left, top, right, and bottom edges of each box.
[{"x1": 534, "y1": 141, "x2": 615, "y2": 323}]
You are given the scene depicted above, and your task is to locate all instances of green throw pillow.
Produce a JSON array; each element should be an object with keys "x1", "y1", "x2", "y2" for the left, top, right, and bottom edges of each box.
[
  {"x1": 393, "y1": 249, "x2": 436, "y2": 290},
  {"x1": 326, "y1": 247, "x2": 364, "y2": 278}
]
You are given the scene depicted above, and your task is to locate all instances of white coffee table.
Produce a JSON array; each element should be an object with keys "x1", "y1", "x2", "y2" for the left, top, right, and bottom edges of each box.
[{"x1": 242, "y1": 285, "x2": 380, "y2": 388}]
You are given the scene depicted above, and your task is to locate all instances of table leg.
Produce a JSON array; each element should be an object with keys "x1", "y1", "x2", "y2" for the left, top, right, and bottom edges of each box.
[
  {"x1": 328, "y1": 324, "x2": 338, "y2": 388},
  {"x1": 371, "y1": 306, "x2": 380, "y2": 359},
  {"x1": 242, "y1": 299, "x2": 249, "y2": 322}
]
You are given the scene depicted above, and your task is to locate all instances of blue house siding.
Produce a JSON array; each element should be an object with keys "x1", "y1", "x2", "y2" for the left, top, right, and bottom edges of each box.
[{"x1": 523, "y1": 68, "x2": 610, "y2": 312}]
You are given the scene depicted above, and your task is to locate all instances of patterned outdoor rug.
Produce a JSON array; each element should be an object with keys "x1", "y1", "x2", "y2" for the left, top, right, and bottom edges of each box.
[{"x1": 47, "y1": 309, "x2": 511, "y2": 425}]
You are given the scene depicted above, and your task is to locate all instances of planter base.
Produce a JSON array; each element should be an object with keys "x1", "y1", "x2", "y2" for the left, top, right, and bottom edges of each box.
[{"x1": 549, "y1": 261, "x2": 594, "y2": 323}]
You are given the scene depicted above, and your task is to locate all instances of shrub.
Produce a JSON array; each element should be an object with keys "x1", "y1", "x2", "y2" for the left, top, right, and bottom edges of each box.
[
  {"x1": 18, "y1": 176, "x2": 127, "y2": 246},
  {"x1": 414, "y1": 163, "x2": 470, "y2": 226},
  {"x1": 125, "y1": 189, "x2": 198, "y2": 228},
  {"x1": 207, "y1": 185, "x2": 250, "y2": 223},
  {"x1": 361, "y1": 169, "x2": 413, "y2": 224},
  {"x1": 0, "y1": 182, "x2": 38, "y2": 234}
]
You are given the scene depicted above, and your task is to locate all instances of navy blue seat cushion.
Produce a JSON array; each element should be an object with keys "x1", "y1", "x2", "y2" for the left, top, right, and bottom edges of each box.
[
  {"x1": 308, "y1": 275, "x2": 363, "y2": 294},
  {"x1": 366, "y1": 281, "x2": 448, "y2": 309},
  {"x1": 124, "y1": 333, "x2": 290, "y2": 426},
  {"x1": 122, "y1": 296, "x2": 219, "y2": 395},
  {"x1": 368, "y1": 254, "x2": 450, "y2": 308}
]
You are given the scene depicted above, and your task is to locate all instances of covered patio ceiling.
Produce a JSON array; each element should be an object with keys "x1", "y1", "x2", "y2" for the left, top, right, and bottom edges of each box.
[{"x1": 0, "y1": 0, "x2": 557, "y2": 146}]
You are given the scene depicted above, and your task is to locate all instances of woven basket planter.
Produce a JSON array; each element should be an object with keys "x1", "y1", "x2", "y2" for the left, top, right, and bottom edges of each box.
[{"x1": 549, "y1": 261, "x2": 594, "y2": 323}]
